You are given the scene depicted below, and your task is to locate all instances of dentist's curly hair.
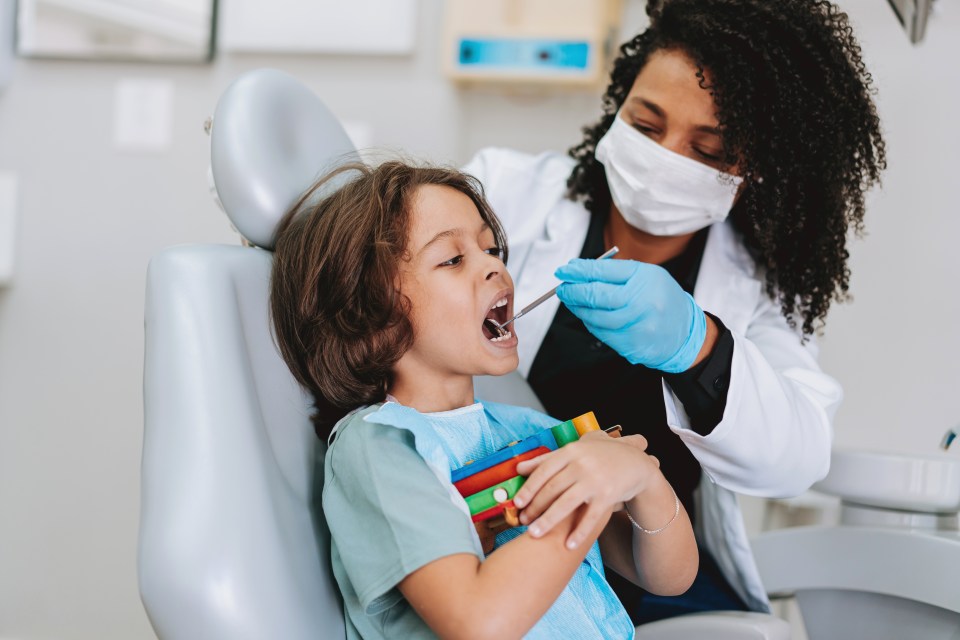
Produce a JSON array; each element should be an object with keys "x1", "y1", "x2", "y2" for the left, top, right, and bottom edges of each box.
[
  {"x1": 271, "y1": 161, "x2": 508, "y2": 439},
  {"x1": 567, "y1": 0, "x2": 886, "y2": 336}
]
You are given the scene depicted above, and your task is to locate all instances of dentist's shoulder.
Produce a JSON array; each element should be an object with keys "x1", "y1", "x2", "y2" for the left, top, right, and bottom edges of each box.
[{"x1": 463, "y1": 148, "x2": 578, "y2": 229}]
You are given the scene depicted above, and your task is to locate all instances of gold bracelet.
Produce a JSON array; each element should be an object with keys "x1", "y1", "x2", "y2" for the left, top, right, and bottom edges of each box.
[{"x1": 625, "y1": 491, "x2": 680, "y2": 535}]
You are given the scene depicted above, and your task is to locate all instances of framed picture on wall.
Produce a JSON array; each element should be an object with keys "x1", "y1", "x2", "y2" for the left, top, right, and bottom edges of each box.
[
  {"x1": 217, "y1": 0, "x2": 416, "y2": 55},
  {"x1": 16, "y1": 0, "x2": 217, "y2": 63}
]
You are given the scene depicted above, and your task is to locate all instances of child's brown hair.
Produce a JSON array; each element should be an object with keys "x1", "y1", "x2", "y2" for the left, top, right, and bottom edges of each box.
[{"x1": 270, "y1": 160, "x2": 509, "y2": 439}]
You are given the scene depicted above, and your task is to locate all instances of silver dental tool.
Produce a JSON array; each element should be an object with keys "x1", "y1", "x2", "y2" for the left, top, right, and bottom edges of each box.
[{"x1": 484, "y1": 246, "x2": 620, "y2": 338}]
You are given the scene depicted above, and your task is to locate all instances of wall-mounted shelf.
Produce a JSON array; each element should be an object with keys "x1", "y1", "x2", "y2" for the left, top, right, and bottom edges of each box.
[{"x1": 443, "y1": 0, "x2": 622, "y2": 89}]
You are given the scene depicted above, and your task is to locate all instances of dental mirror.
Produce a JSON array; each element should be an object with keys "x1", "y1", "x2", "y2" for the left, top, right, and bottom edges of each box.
[{"x1": 484, "y1": 246, "x2": 619, "y2": 339}]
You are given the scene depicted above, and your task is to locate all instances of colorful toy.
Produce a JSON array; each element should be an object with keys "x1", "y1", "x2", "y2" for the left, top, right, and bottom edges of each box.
[{"x1": 454, "y1": 411, "x2": 614, "y2": 529}]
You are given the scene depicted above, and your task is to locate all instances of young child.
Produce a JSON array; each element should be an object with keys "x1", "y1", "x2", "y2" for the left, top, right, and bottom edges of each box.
[{"x1": 270, "y1": 160, "x2": 697, "y2": 639}]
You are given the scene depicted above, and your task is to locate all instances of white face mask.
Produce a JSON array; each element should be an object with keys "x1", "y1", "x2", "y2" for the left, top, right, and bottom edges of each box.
[{"x1": 594, "y1": 110, "x2": 743, "y2": 237}]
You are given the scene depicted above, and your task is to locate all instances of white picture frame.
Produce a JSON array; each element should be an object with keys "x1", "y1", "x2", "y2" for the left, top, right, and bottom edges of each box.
[
  {"x1": 217, "y1": 0, "x2": 417, "y2": 55},
  {"x1": 16, "y1": 0, "x2": 216, "y2": 62}
]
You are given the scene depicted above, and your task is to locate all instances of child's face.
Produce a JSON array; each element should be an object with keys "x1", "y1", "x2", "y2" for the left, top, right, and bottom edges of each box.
[{"x1": 397, "y1": 184, "x2": 519, "y2": 380}]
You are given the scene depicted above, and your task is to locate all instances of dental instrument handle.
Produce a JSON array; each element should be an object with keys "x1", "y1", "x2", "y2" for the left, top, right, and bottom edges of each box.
[
  {"x1": 498, "y1": 288, "x2": 556, "y2": 328},
  {"x1": 498, "y1": 246, "x2": 619, "y2": 330}
]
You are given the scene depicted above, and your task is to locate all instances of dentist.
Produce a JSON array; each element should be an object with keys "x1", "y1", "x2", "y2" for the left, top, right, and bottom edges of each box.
[{"x1": 466, "y1": 0, "x2": 886, "y2": 624}]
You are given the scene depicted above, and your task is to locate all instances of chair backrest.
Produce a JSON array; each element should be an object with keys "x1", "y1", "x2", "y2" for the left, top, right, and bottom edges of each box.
[
  {"x1": 140, "y1": 69, "x2": 356, "y2": 639},
  {"x1": 139, "y1": 68, "x2": 546, "y2": 640},
  {"x1": 208, "y1": 69, "x2": 358, "y2": 250},
  {"x1": 141, "y1": 244, "x2": 345, "y2": 639}
]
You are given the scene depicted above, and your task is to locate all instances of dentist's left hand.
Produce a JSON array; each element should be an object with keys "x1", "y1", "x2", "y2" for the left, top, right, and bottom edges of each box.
[{"x1": 555, "y1": 258, "x2": 708, "y2": 374}]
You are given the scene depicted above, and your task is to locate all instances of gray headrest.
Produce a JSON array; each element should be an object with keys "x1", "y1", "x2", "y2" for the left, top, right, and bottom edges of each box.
[{"x1": 210, "y1": 69, "x2": 359, "y2": 250}]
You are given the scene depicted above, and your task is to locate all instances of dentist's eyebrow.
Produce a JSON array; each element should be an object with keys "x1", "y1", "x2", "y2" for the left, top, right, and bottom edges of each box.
[
  {"x1": 628, "y1": 97, "x2": 720, "y2": 136},
  {"x1": 629, "y1": 97, "x2": 665, "y2": 118}
]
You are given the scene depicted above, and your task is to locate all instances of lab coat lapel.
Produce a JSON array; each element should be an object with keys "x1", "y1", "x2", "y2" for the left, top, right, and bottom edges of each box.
[
  {"x1": 515, "y1": 217, "x2": 759, "y2": 376},
  {"x1": 692, "y1": 222, "x2": 770, "y2": 612},
  {"x1": 694, "y1": 221, "x2": 761, "y2": 335},
  {"x1": 513, "y1": 200, "x2": 591, "y2": 378}
]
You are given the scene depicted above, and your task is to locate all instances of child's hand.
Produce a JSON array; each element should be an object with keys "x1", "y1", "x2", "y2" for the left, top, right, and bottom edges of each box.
[{"x1": 513, "y1": 431, "x2": 662, "y2": 549}]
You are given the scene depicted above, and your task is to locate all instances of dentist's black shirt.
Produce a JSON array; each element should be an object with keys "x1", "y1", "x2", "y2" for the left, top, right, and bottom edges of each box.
[
  {"x1": 528, "y1": 211, "x2": 735, "y2": 518},
  {"x1": 527, "y1": 212, "x2": 741, "y2": 621}
]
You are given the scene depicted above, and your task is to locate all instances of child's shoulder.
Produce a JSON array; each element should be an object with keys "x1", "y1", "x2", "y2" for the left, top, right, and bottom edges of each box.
[{"x1": 326, "y1": 404, "x2": 418, "y2": 472}]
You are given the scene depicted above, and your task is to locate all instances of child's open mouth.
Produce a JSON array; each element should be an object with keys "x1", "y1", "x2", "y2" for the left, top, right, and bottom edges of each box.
[{"x1": 481, "y1": 296, "x2": 512, "y2": 342}]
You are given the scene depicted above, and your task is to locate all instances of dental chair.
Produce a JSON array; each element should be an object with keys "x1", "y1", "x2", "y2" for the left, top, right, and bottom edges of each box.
[
  {"x1": 751, "y1": 449, "x2": 960, "y2": 639},
  {"x1": 139, "y1": 68, "x2": 789, "y2": 639}
]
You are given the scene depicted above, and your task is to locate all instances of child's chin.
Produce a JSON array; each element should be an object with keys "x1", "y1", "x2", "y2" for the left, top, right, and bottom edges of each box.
[{"x1": 485, "y1": 354, "x2": 520, "y2": 376}]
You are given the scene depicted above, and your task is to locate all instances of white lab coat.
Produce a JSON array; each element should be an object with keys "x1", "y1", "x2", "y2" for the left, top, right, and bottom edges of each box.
[{"x1": 464, "y1": 147, "x2": 842, "y2": 612}]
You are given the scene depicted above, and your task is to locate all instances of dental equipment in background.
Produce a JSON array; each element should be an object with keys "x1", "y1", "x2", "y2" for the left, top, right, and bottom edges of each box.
[
  {"x1": 942, "y1": 428, "x2": 957, "y2": 451},
  {"x1": 886, "y1": 0, "x2": 935, "y2": 44},
  {"x1": 484, "y1": 246, "x2": 619, "y2": 338}
]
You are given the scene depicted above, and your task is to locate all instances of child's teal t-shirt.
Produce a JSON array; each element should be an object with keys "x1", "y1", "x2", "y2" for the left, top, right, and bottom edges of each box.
[{"x1": 322, "y1": 400, "x2": 635, "y2": 639}]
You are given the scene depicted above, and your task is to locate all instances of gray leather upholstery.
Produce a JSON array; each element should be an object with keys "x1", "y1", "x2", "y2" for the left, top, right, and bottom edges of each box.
[
  {"x1": 141, "y1": 245, "x2": 345, "y2": 639},
  {"x1": 210, "y1": 69, "x2": 358, "y2": 249},
  {"x1": 635, "y1": 611, "x2": 790, "y2": 639},
  {"x1": 474, "y1": 374, "x2": 546, "y2": 412},
  {"x1": 141, "y1": 68, "x2": 354, "y2": 639}
]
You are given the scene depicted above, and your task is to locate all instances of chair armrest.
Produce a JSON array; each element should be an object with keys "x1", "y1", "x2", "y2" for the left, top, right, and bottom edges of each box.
[{"x1": 634, "y1": 611, "x2": 790, "y2": 640}]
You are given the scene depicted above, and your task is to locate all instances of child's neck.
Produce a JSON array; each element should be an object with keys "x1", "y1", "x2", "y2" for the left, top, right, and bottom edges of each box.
[{"x1": 388, "y1": 371, "x2": 475, "y2": 414}]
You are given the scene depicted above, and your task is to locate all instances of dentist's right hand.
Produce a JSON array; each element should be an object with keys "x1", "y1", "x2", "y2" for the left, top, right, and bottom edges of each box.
[{"x1": 554, "y1": 258, "x2": 709, "y2": 374}]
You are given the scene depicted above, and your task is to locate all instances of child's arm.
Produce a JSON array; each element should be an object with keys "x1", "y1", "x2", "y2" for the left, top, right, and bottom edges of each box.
[
  {"x1": 324, "y1": 414, "x2": 616, "y2": 639},
  {"x1": 399, "y1": 506, "x2": 611, "y2": 639},
  {"x1": 513, "y1": 430, "x2": 698, "y2": 594},
  {"x1": 597, "y1": 473, "x2": 698, "y2": 595}
]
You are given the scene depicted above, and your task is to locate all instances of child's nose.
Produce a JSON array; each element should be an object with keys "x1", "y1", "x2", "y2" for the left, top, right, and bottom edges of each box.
[{"x1": 485, "y1": 268, "x2": 499, "y2": 281}]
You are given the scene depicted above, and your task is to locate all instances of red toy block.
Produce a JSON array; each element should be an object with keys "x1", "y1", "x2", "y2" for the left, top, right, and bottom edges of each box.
[
  {"x1": 471, "y1": 500, "x2": 519, "y2": 527},
  {"x1": 453, "y1": 446, "x2": 549, "y2": 497}
]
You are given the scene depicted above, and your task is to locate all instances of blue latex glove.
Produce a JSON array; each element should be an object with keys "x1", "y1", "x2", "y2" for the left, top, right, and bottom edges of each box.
[{"x1": 555, "y1": 258, "x2": 707, "y2": 374}]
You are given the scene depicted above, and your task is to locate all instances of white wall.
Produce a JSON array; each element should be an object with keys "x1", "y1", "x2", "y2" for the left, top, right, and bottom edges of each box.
[
  {"x1": 817, "y1": 0, "x2": 960, "y2": 457},
  {"x1": 0, "y1": 0, "x2": 956, "y2": 638}
]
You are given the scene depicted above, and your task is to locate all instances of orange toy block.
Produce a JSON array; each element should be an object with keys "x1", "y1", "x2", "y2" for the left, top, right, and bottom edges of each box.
[{"x1": 471, "y1": 500, "x2": 520, "y2": 527}]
